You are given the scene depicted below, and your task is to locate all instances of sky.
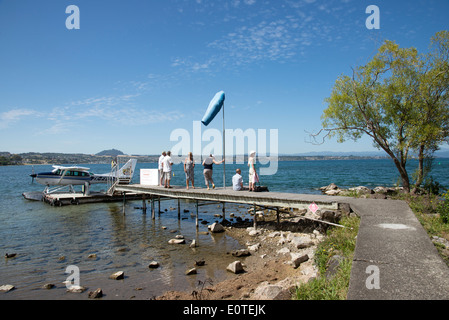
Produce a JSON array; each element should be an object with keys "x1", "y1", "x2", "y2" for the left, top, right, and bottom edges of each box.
[{"x1": 0, "y1": 0, "x2": 448, "y2": 156}]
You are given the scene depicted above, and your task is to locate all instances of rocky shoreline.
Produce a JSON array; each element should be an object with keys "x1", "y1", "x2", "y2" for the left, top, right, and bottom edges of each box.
[
  {"x1": 155, "y1": 203, "x2": 350, "y2": 300},
  {"x1": 320, "y1": 183, "x2": 404, "y2": 198}
]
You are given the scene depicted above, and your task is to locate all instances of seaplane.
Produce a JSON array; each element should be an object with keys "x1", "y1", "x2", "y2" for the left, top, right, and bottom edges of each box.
[{"x1": 30, "y1": 158, "x2": 137, "y2": 194}]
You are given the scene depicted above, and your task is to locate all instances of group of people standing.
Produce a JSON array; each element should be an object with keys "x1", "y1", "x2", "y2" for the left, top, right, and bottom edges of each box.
[{"x1": 157, "y1": 150, "x2": 258, "y2": 191}]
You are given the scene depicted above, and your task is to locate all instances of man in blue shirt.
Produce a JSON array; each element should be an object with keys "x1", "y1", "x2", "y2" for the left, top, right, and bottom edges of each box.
[{"x1": 232, "y1": 168, "x2": 243, "y2": 191}]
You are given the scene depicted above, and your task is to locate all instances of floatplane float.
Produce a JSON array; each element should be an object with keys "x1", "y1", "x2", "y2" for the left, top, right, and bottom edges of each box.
[{"x1": 29, "y1": 158, "x2": 137, "y2": 195}]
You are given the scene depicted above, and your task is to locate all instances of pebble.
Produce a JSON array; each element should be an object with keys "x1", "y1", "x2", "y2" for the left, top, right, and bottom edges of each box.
[
  {"x1": 0, "y1": 284, "x2": 15, "y2": 292},
  {"x1": 88, "y1": 288, "x2": 103, "y2": 299},
  {"x1": 185, "y1": 268, "x2": 197, "y2": 275},
  {"x1": 109, "y1": 271, "x2": 125, "y2": 280}
]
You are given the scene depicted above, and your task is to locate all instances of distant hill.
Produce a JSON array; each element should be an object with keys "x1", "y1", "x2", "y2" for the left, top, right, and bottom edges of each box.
[{"x1": 96, "y1": 149, "x2": 124, "y2": 156}]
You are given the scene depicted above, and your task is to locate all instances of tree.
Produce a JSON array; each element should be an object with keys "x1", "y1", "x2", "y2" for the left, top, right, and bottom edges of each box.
[
  {"x1": 410, "y1": 31, "x2": 449, "y2": 193},
  {"x1": 312, "y1": 31, "x2": 449, "y2": 193}
]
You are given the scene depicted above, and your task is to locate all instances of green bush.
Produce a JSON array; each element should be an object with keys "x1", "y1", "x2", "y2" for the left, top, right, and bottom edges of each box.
[{"x1": 437, "y1": 190, "x2": 449, "y2": 224}]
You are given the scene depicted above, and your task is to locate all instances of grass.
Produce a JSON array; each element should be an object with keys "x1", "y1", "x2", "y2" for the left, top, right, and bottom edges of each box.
[
  {"x1": 294, "y1": 216, "x2": 360, "y2": 300},
  {"x1": 294, "y1": 189, "x2": 449, "y2": 300},
  {"x1": 394, "y1": 191, "x2": 449, "y2": 265}
]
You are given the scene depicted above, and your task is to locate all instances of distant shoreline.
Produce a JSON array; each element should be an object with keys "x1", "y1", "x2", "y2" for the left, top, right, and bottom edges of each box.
[{"x1": 4, "y1": 150, "x2": 449, "y2": 166}]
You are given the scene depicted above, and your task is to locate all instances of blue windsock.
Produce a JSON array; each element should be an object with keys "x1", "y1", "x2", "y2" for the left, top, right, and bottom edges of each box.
[{"x1": 201, "y1": 91, "x2": 225, "y2": 126}]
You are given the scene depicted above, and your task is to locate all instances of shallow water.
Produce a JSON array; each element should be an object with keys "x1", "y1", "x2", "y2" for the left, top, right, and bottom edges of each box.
[{"x1": 1, "y1": 159, "x2": 448, "y2": 299}]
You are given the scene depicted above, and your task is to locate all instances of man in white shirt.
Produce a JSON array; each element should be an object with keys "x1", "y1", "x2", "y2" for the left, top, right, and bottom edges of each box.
[
  {"x1": 232, "y1": 168, "x2": 243, "y2": 191},
  {"x1": 158, "y1": 151, "x2": 166, "y2": 186},
  {"x1": 162, "y1": 151, "x2": 173, "y2": 188}
]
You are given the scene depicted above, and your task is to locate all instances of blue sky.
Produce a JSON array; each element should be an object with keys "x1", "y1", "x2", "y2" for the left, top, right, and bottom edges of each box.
[{"x1": 0, "y1": 0, "x2": 448, "y2": 155}]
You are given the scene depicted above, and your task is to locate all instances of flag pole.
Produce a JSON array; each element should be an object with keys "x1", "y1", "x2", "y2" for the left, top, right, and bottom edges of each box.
[{"x1": 222, "y1": 102, "x2": 226, "y2": 189}]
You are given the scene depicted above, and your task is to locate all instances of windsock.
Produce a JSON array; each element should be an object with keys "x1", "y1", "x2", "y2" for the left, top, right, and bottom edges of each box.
[{"x1": 201, "y1": 91, "x2": 225, "y2": 126}]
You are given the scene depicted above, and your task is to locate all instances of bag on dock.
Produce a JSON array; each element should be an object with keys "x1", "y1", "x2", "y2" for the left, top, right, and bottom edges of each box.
[
  {"x1": 253, "y1": 172, "x2": 269, "y2": 192},
  {"x1": 253, "y1": 185, "x2": 269, "y2": 192}
]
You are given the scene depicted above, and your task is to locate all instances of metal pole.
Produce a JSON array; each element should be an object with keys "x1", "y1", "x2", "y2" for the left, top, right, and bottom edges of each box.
[
  {"x1": 253, "y1": 203, "x2": 257, "y2": 229},
  {"x1": 151, "y1": 196, "x2": 155, "y2": 220},
  {"x1": 222, "y1": 102, "x2": 226, "y2": 189},
  {"x1": 122, "y1": 192, "x2": 126, "y2": 216},
  {"x1": 196, "y1": 200, "x2": 199, "y2": 228},
  {"x1": 222, "y1": 202, "x2": 225, "y2": 223}
]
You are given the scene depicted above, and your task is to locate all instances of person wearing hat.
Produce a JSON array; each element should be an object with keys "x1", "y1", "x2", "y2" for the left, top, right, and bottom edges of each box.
[
  {"x1": 248, "y1": 150, "x2": 258, "y2": 191},
  {"x1": 202, "y1": 154, "x2": 224, "y2": 190}
]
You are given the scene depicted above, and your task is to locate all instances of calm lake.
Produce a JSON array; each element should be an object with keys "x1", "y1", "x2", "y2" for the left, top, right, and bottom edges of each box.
[{"x1": 1, "y1": 158, "x2": 448, "y2": 299}]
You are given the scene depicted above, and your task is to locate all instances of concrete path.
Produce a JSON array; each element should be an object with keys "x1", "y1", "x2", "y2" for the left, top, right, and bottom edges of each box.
[{"x1": 344, "y1": 197, "x2": 449, "y2": 300}]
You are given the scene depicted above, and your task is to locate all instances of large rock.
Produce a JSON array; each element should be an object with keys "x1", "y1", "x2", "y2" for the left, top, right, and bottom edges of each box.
[
  {"x1": 0, "y1": 284, "x2": 15, "y2": 292},
  {"x1": 325, "y1": 189, "x2": 342, "y2": 196},
  {"x1": 320, "y1": 183, "x2": 343, "y2": 196},
  {"x1": 349, "y1": 186, "x2": 373, "y2": 195},
  {"x1": 185, "y1": 268, "x2": 197, "y2": 275},
  {"x1": 232, "y1": 249, "x2": 251, "y2": 257},
  {"x1": 189, "y1": 239, "x2": 197, "y2": 248},
  {"x1": 320, "y1": 210, "x2": 342, "y2": 224},
  {"x1": 290, "y1": 236, "x2": 314, "y2": 249},
  {"x1": 66, "y1": 285, "x2": 87, "y2": 293},
  {"x1": 208, "y1": 222, "x2": 224, "y2": 233},
  {"x1": 168, "y1": 238, "x2": 185, "y2": 244},
  {"x1": 247, "y1": 243, "x2": 260, "y2": 251},
  {"x1": 88, "y1": 288, "x2": 103, "y2": 299},
  {"x1": 109, "y1": 271, "x2": 124, "y2": 280},
  {"x1": 325, "y1": 255, "x2": 344, "y2": 279},
  {"x1": 291, "y1": 253, "x2": 309, "y2": 269},
  {"x1": 227, "y1": 261, "x2": 244, "y2": 274},
  {"x1": 252, "y1": 282, "x2": 291, "y2": 300},
  {"x1": 320, "y1": 183, "x2": 339, "y2": 192}
]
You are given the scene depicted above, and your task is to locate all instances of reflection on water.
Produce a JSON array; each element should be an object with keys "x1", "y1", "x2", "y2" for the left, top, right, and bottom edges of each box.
[{"x1": 1, "y1": 175, "x2": 247, "y2": 299}]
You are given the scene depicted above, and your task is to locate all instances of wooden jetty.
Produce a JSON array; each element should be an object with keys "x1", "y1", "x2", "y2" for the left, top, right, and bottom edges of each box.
[
  {"x1": 24, "y1": 184, "x2": 347, "y2": 228},
  {"x1": 114, "y1": 184, "x2": 345, "y2": 228}
]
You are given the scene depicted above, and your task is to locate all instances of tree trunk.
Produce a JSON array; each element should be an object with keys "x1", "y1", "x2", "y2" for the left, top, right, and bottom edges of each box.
[
  {"x1": 378, "y1": 143, "x2": 411, "y2": 193},
  {"x1": 392, "y1": 157, "x2": 411, "y2": 193},
  {"x1": 411, "y1": 144, "x2": 425, "y2": 194}
]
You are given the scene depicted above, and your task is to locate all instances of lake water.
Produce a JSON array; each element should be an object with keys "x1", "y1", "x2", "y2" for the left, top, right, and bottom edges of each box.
[{"x1": 1, "y1": 158, "x2": 448, "y2": 299}]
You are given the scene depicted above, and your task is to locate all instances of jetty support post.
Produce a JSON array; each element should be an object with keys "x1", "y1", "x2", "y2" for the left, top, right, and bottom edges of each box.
[
  {"x1": 142, "y1": 194, "x2": 146, "y2": 214},
  {"x1": 122, "y1": 192, "x2": 126, "y2": 216},
  {"x1": 195, "y1": 200, "x2": 199, "y2": 228},
  {"x1": 276, "y1": 207, "x2": 280, "y2": 225},
  {"x1": 178, "y1": 198, "x2": 181, "y2": 220},
  {"x1": 158, "y1": 196, "x2": 161, "y2": 215},
  {"x1": 222, "y1": 202, "x2": 225, "y2": 223},
  {"x1": 253, "y1": 203, "x2": 257, "y2": 229},
  {"x1": 151, "y1": 196, "x2": 155, "y2": 220}
]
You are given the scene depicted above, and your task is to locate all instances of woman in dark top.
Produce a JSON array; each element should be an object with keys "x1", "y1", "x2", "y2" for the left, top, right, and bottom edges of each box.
[{"x1": 202, "y1": 154, "x2": 224, "y2": 190}]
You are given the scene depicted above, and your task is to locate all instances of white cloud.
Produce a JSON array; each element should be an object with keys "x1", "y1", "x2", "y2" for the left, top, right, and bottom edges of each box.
[
  {"x1": 36, "y1": 93, "x2": 185, "y2": 136},
  {"x1": 169, "y1": 0, "x2": 353, "y2": 73},
  {"x1": 0, "y1": 108, "x2": 40, "y2": 129}
]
